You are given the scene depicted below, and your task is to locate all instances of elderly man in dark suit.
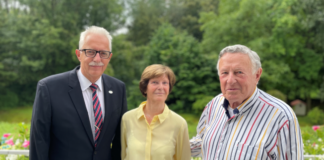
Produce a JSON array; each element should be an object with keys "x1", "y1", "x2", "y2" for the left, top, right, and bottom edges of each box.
[{"x1": 29, "y1": 26, "x2": 127, "y2": 160}]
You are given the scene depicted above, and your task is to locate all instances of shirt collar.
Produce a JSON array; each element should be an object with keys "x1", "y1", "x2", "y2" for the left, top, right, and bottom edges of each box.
[
  {"x1": 223, "y1": 87, "x2": 259, "y2": 116},
  {"x1": 136, "y1": 101, "x2": 170, "y2": 124},
  {"x1": 77, "y1": 69, "x2": 103, "y2": 92}
]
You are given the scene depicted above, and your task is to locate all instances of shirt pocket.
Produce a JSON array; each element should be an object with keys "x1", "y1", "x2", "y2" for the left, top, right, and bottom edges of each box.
[{"x1": 233, "y1": 141, "x2": 261, "y2": 160}]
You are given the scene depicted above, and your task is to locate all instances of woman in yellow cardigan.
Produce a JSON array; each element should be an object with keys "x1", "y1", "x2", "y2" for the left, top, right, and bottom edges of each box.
[{"x1": 121, "y1": 64, "x2": 191, "y2": 160}]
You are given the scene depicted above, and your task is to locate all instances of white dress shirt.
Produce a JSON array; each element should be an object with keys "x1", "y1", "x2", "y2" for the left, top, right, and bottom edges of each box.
[
  {"x1": 228, "y1": 106, "x2": 234, "y2": 118},
  {"x1": 190, "y1": 87, "x2": 304, "y2": 160},
  {"x1": 77, "y1": 69, "x2": 105, "y2": 140}
]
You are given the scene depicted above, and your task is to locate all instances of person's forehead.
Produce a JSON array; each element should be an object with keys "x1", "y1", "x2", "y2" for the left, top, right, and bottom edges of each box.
[
  {"x1": 222, "y1": 52, "x2": 250, "y2": 58},
  {"x1": 150, "y1": 74, "x2": 169, "y2": 80},
  {"x1": 219, "y1": 53, "x2": 252, "y2": 69},
  {"x1": 83, "y1": 33, "x2": 109, "y2": 45}
]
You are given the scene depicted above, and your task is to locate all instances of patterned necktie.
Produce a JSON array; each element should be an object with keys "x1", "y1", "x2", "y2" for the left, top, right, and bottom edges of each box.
[{"x1": 90, "y1": 83, "x2": 103, "y2": 147}]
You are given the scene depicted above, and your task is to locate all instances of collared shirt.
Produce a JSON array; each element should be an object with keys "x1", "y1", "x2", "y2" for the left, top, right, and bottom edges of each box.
[
  {"x1": 228, "y1": 106, "x2": 234, "y2": 117},
  {"x1": 121, "y1": 101, "x2": 191, "y2": 160},
  {"x1": 190, "y1": 87, "x2": 304, "y2": 160},
  {"x1": 77, "y1": 69, "x2": 105, "y2": 140}
]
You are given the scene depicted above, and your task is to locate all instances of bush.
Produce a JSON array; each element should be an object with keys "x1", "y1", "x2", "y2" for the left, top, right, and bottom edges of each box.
[
  {"x1": 266, "y1": 89, "x2": 287, "y2": 102},
  {"x1": 307, "y1": 107, "x2": 324, "y2": 125},
  {"x1": 0, "y1": 91, "x2": 19, "y2": 108},
  {"x1": 192, "y1": 95, "x2": 215, "y2": 114}
]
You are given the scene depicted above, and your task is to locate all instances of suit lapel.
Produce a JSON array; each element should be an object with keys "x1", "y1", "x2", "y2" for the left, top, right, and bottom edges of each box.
[{"x1": 68, "y1": 66, "x2": 95, "y2": 146}]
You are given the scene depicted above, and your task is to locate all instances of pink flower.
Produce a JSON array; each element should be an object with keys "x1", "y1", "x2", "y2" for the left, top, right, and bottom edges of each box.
[
  {"x1": 5, "y1": 138, "x2": 14, "y2": 146},
  {"x1": 312, "y1": 125, "x2": 320, "y2": 131},
  {"x1": 3, "y1": 133, "x2": 10, "y2": 138},
  {"x1": 22, "y1": 140, "x2": 30, "y2": 148}
]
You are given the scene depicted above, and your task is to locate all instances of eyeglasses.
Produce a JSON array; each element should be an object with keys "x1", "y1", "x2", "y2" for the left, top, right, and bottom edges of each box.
[{"x1": 79, "y1": 49, "x2": 111, "y2": 59}]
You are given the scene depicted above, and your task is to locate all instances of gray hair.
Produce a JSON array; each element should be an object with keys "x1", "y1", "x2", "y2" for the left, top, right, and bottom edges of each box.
[
  {"x1": 78, "y1": 26, "x2": 113, "y2": 51},
  {"x1": 216, "y1": 44, "x2": 261, "y2": 74}
]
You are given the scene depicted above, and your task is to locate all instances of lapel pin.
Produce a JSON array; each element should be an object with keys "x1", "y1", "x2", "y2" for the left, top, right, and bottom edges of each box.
[{"x1": 109, "y1": 90, "x2": 113, "y2": 94}]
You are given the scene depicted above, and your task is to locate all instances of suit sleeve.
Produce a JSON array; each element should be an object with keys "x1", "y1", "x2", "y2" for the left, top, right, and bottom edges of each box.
[
  {"x1": 29, "y1": 80, "x2": 52, "y2": 160},
  {"x1": 111, "y1": 83, "x2": 128, "y2": 160}
]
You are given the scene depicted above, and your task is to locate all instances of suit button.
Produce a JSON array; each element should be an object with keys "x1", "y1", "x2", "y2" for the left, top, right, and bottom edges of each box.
[{"x1": 94, "y1": 151, "x2": 97, "y2": 154}]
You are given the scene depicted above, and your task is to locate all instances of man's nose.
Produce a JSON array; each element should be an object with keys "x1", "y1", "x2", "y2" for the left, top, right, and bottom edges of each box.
[
  {"x1": 93, "y1": 52, "x2": 101, "y2": 61},
  {"x1": 227, "y1": 73, "x2": 236, "y2": 84}
]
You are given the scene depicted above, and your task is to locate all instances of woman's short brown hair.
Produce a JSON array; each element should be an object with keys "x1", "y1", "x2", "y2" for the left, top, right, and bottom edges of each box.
[{"x1": 139, "y1": 64, "x2": 176, "y2": 97}]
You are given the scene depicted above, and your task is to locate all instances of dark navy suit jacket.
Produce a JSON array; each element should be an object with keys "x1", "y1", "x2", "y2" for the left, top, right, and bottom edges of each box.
[{"x1": 30, "y1": 66, "x2": 127, "y2": 160}]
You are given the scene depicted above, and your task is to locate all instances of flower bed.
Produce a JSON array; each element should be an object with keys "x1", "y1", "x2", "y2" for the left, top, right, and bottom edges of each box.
[
  {"x1": 302, "y1": 125, "x2": 324, "y2": 156},
  {"x1": 0, "y1": 123, "x2": 29, "y2": 160}
]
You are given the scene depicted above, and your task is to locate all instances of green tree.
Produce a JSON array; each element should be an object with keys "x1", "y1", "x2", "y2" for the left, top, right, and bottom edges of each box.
[
  {"x1": 127, "y1": 0, "x2": 169, "y2": 45},
  {"x1": 0, "y1": 0, "x2": 126, "y2": 107},
  {"x1": 177, "y1": 0, "x2": 219, "y2": 40},
  {"x1": 110, "y1": 34, "x2": 148, "y2": 109},
  {"x1": 199, "y1": 0, "x2": 324, "y2": 111},
  {"x1": 143, "y1": 23, "x2": 220, "y2": 112},
  {"x1": 127, "y1": 0, "x2": 219, "y2": 45},
  {"x1": 20, "y1": 0, "x2": 125, "y2": 32}
]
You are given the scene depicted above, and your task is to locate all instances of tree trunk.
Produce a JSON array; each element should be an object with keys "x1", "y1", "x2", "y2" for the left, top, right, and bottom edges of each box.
[{"x1": 306, "y1": 95, "x2": 312, "y2": 114}]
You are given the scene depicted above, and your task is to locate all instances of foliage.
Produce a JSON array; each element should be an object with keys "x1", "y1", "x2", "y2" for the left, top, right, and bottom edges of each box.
[
  {"x1": 306, "y1": 107, "x2": 324, "y2": 125},
  {"x1": 302, "y1": 126, "x2": 324, "y2": 156},
  {"x1": 199, "y1": 0, "x2": 324, "y2": 111},
  {"x1": 109, "y1": 35, "x2": 149, "y2": 108},
  {"x1": 0, "y1": 0, "x2": 126, "y2": 108},
  {"x1": 0, "y1": 122, "x2": 30, "y2": 160},
  {"x1": 179, "y1": 113, "x2": 200, "y2": 138},
  {"x1": 177, "y1": 0, "x2": 219, "y2": 41},
  {"x1": 321, "y1": 76, "x2": 324, "y2": 103},
  {"x1": 266, "y1": 90, "x2": 287, "y2": 102},
  {"x1": 110, "y1": 35, "x2": 147, "y2": 88},
  {"x1": 0, "y1": 91, "x2": 19, "y2": 108},
  {"x1": 127, "y1": 0, "x2": 219, "y2": 45},
  {"x1": 192, "y1": 95, "x2": 215, "y2": 114},
  {"x1": 126, "y1": 80, "x2": 146, "y2": 110},
  {"x1": 0, "y1": 123, "x2": 30, "y2": 141},
  {"x1": 0, "y1": 0, "x2": 323, "y2": 112},
  {"x1": 143, "y1": 23, "x2": 220, "y2": 112}
]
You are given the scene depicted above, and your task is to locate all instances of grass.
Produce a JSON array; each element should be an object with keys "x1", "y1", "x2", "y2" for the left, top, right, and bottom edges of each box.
[
  {"x1": 0, "y1": 122, "x2": 30, "y2": 141},
  {"x1": 0, "y1": 106, "x2": 33, "y2": 123},
  {"x1": 298, "y1": 116, "x2": 313, "y2": 127},
  {"x1": 179, "y1": 113, "x2": 200, "y2": 138},
  {"x1": 0, "y1": 106, "x2": 32, "y2": 139}
]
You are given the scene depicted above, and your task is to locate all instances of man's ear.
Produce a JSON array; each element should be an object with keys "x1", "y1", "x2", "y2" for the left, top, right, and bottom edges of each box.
[
  {"x1": 75, "y1": 49, "x2": 81, "y2": 62},
  {"x1": 255, "y1": 68, "x2": 262, "y2": 83},
  {"x1": 107, "y1": 53, "x2": 113, "y2": 62}
]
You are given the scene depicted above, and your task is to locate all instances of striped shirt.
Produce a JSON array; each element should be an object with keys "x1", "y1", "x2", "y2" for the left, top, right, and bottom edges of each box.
[{"x1": 190, "y1": 87, "x2": 303, "y2": 160}]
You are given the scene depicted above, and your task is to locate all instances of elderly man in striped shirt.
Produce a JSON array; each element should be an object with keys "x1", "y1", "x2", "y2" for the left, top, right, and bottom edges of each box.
[{"x1": 190, "y1": 45, "x2": 303, "y2": 160}]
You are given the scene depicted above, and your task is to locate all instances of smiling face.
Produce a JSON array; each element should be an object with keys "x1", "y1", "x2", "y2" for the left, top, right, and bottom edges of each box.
[
  {"x1": 146, "y1": 74, "x2": 170, "y2": 103},
  {"x1": 218, "y1": 53, "x2": 262, "y2": 108},
  {"x1": 75, "y1": 33, "x2": 112, "y2": 83}
]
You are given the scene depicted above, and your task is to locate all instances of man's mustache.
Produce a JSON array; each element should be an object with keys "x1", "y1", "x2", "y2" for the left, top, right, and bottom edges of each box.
[{"x1": 89, "y1": 61, "x2": 104, "y2": 66}]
